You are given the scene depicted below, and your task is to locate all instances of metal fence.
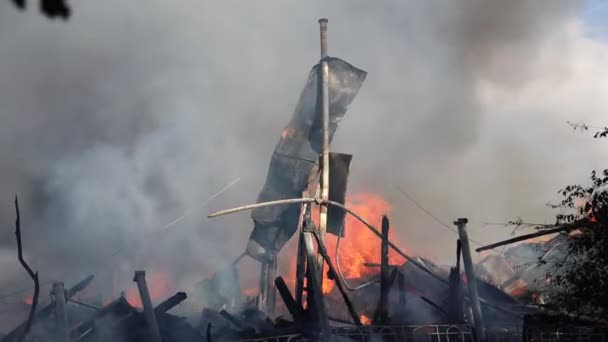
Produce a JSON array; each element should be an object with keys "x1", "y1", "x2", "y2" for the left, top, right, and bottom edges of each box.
[
  {"x1": 231, "y1": 324, "x2": 608, "y2": 342},
  {"x1": 525, "y1": 326, "x2": 608, "y2": 342},
  {"x1": 232, "y1": 324, "x2": 476, "y2": 342}
]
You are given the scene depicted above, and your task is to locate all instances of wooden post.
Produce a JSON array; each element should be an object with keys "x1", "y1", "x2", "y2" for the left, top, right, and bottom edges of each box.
[
  {"x1": 311, "y1": 229, "x2": 362, "y2": 326},
  {"x1": 448, "y1": 240, "x2": 464, "y2": 322},
  {"x1": 133, "y1": 271, "x2": 162, "y2": 342},
  {"x1": 373, "y1": 215, "x2": 390, "y2": 324},
  {"x1": 454, "y1": 218, "x2": 486, "y2": 342},
  {"x1": 303, "y1": 216, "x2": 329, "y2": 339},
  {"x1": 52, "y1": 282, "x2": 69, "y2": 342},
  {"x1": 274, "y1": 276, "x2": 305, "y2": 324},
  {"x1": 317, "y1": 18, "x2": 330, "y2": 276}
]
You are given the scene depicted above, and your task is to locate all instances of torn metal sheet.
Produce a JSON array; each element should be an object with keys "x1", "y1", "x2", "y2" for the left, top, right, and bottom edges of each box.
[{"x1": 247, "y1": 57, "x2": 366, "y2": 261}]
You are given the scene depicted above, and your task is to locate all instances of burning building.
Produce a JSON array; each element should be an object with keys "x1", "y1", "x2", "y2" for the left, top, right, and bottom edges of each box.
[{"x1": 3, "y1": 17, "x2": 603, "y2": 342}]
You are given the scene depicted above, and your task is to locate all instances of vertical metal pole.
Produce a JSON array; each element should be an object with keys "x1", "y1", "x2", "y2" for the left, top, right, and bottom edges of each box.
[
  {"x1": 257, "y1": 262, "x2": 269, "y2": 312},
  {"x1": 454, "y1": 218, "x2": 486, "y2": 342},
  {"x1": 52, "y1": 282, "x2": 69, "y2": 342},
  {"x1": 133, "y1": 271, "x2": 162, "y2": 342},
  {"x1": 317, "y1": 18, "x2": 330, "y2": 276}
]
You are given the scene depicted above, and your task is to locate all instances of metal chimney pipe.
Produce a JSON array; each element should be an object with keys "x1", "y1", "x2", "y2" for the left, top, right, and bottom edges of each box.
[
  {"x1": 133, "y1": 271, "x2": 162, "y2": 342},
  {"x1": 52, "y1": 282, "x2": 69, "y2": 342},
  {"x1": 317, "y1": 18, "x2": 331, "y2": 275},
  {"x1": 454, "y1": 219, "x2": 486, "y2": 342},
  {"x1": 319, "y1": 18, "x2": 328, "y2": 59}
]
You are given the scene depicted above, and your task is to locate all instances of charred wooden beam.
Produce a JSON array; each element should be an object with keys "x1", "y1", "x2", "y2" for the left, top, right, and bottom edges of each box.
[
  {"x1": 209, "y1": 199, "x2": 522, "y2": 319},
  {"x1": 373, "y1": 215, "x2": 390, "y2": 325},
  {"x1": 455, "y1": 219, "x2": 486, "y2": 342},
  {"x1": 448, "y1": 240, "x2": 464, "y2": 323},
  {"x1": 219, "y1": 309, "x2": 247, "y2": 330},
  {"x1": 133, "y1": 271, "x2": 162, "y2": 342},
  {"x1": 52, "y1": 282, "x2": 70, "y2": 342},
  {"x1": 274, "y1": 276, "x2": 305, "y2": 324},
  {"x1": 311, "y1": 228, "x2": 361, "y2": 326},
  {"x1": 302, "y1": 214, "x2": 329, "y2": 339},
  {"x1": 475, "y1": 226, "x2": 571, "y2": 252},
  {"x1": 154, "y1": 292, "x2": 187, "y2": 314}
]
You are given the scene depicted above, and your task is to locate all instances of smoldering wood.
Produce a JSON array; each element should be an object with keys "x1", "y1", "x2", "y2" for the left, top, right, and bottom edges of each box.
[
  {"x1": 67, "y1": 299, "x2": 100, "y2": 311},
  {"x1": 218, "y1": 309, "x2": 248, "y2": 331},
  {"x1": 13, "y1": 196, "x2": 39, "y2": 342},
  {"x1": 475, "y1": 226, "x2": 573, "y2": 252},
  {"x1": 154, "y1": 292, "x2": 187, "y2": 315},
  {"x1": 133, "y1": 271, "x2": 162, "y2": 342},
  {"x1": 310, "y1": 228, "x2": 362, "y2": 326},
  {"x1": 447, "y1": 240, "x2": 464, "y2": 323},
  {"x1": 373, "y1": 215, "x2": 390, "y2": 325},
  {"x1": 52, "y1": 282, "x2": 69, "y2": 342},
  {"x1": 274, "y1": 277, "x2": 305, "y2": 325},
  {"x1": 455, "y1": 219, "x2": 486, "y2": 342},
  {"x1": 209, "y1": 198, "x2": 521, "y2": 318},
  {"x1": 301, "y1": 216, "x2": 329, "y2": 338}
]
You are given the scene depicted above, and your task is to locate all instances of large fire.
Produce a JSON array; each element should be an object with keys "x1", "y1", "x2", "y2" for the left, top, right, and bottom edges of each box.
[{"x1": 281, "y1": 192, "x2": 407, "y2": 295}]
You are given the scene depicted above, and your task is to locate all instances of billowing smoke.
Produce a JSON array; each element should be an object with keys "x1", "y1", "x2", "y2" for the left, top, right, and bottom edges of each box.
[{"x1": 1, "y1": 0, "x2": 606, "y2": 329}]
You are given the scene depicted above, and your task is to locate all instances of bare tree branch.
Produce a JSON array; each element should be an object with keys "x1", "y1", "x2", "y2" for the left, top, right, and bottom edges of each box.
[{"x1": 14, "y1": 196, "x2": 40, "y2": 342}]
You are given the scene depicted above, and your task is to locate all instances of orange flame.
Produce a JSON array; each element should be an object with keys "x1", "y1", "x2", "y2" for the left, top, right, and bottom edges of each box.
[
  {"x1": 125, "y1": 269, "x2": 172, "y2": 308},
  {"x1": 279, "y1": 193, "x2": 406, "y2": 296},
  {"x1": 360, "y1": 314, "x2": 372, "y2": 325}
]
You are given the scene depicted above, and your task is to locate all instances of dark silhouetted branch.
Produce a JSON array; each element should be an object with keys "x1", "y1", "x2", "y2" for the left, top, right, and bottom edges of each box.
[{"x1": 14, "y1": 196, "x2": 39, "y2": 342}]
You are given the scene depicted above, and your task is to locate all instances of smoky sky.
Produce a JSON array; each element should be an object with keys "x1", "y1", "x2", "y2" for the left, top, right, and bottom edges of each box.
[{"x1": 1, "y1": 0, "x2": 606, "y2": 326}]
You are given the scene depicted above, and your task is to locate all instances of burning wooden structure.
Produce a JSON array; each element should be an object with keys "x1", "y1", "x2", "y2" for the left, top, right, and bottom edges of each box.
[{"x1": 2, "y1": 18, "x2": 606, "y2": 342}]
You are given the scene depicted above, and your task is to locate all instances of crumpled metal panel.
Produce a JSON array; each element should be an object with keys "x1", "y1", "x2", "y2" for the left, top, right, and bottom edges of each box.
[
  {"x1": 325, "y1": 152, "x2": 352, "y2": 237},
  {"x1": 247, "y1": 57, "x2": 366, "y2": 261}
]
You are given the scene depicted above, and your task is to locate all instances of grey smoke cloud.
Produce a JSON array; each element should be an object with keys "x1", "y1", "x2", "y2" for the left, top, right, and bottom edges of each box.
[{"x1": 1, "y1": 0, "x2": 605, "y2": 328}]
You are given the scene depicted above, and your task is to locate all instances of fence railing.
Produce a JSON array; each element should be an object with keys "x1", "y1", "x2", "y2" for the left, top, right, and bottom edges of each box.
[
  {"x1": 525, "y1": 326, "x2": 608, "y2": 342},
  {"x1": 230, "y1": 324, "x2": 608, "y2": 342},
  {"x1": 232, "y1": 324, "x2": 477, "y2": 342}
]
